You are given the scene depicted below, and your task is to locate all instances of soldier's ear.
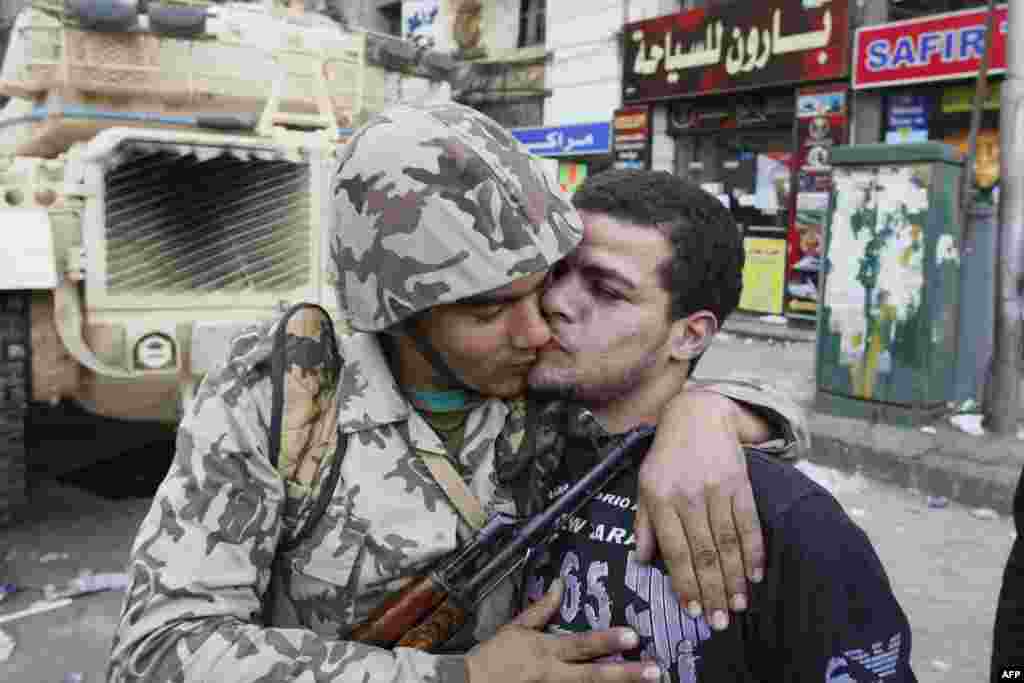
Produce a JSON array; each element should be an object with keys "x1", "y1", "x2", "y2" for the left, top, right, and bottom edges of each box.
[{"x1": 668, "y1": 310, "x2": 718, "y2": 363}]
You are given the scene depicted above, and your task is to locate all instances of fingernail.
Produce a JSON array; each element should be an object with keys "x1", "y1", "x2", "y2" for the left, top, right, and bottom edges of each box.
[
  {"x1": 642, "y1": 664, "x2": 662, "y2": 681},
  {"x1": 712, "y1": 610, "x2": 729, "y2": 631},
  {"x1": 620, "y1": 630, "x2": 639, "y2": 648},
  {"x1": 686, "y1": 601, "x2": 702, "y2": 618},
  {"x1": 731, "y1": 593, "x2": 747, "y2": 611},
  {"x1": 751, "y1": 568, "x2": 764, "y2": 583}
]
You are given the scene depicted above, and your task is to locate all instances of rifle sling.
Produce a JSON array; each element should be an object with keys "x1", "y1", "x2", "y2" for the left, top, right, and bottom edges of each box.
[{"x1": 415, "y1": 447, "x2": 488, "y2": 532}]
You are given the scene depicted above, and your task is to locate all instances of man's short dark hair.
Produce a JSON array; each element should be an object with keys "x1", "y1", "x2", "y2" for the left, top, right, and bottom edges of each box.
[{"x1": 571, "y1": 169, "x2": 744, "y2": 326}]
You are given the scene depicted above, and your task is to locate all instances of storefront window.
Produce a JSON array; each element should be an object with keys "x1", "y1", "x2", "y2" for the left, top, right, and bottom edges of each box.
[
  {"x1": 676, "y1": 127, "x2": 796, "y2": 318},
  {"x1": 883, "y1": 79, "x2": 1001, "y2": 198},
  {"x1": 686, "y1": 130, "x2": 794, "y2": 232},
  {"x1": 669, "y1": 85, "x2": 848, "y2": 319}
]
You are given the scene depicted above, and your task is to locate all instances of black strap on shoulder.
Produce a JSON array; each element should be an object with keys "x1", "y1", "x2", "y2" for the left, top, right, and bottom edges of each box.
[
  {"x1": 268, "y1": 302, "x2": 337, "y2": 468},
  {"x1": 279, "y1": 431, "x2": 349, "y2": 554},
  {"x1": 268, "y1": 302, "x2": 346, "y2": 550}
]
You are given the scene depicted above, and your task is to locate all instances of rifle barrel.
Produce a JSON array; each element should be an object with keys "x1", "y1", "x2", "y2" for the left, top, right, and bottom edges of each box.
[{"x1": 463, "y1": 424, "x2": 654, "y2": 597}]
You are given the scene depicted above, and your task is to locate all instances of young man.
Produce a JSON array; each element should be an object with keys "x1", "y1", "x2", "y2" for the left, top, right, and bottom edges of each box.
[
  {"x1": 515, "y1": 169, "x2": 916, "y2": 682},
  {"x1": 107, "y1": 105, "x2": 805, "y2": 683}
]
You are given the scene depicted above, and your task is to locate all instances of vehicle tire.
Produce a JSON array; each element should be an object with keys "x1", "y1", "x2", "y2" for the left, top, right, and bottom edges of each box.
[{"x1": 0, "y1": 291, "x2": 30, "y2": 526}]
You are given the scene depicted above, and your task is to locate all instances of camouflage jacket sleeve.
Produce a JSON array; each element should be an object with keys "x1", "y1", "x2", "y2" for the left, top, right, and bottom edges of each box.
[
  {"x1": 107, "y1": 319, "x2": 466, "y2": 683},
  {"x1": 689, "y1": 378, "x2": 810, "y2": 461}
]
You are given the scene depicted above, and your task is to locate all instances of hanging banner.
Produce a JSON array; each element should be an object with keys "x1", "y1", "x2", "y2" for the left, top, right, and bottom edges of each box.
[
  {"x1": 612, "y1": 106, "x2": 652, "y2": 170},
  {"x1": 853, "y1": 5, "x2": 1008, "y2": 90},
  {"x1": 786, "y1": 82, "x2": 849, "y2": 318},
  {"x1": 941, "y1": 81, "x2": 1001, "y2": 113},
  {"x1": 622, "y1": 0, "x2": 850, "y2": 103}
]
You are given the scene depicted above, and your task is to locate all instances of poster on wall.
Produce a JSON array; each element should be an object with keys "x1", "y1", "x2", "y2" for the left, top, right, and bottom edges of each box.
[
  {"x1": 622, "y1": 0, "x2": 851, "y2": 103},
  {"x1": 739, "y1": 237, "x2": 788, "y2": 315},
  {"x1": 754, "y1": 152, "x2": 792, "y2": 216},
  {"x1": 885, "y1": 93, "x2": 930, "y2": 143},
  {"x1": 558, "y1": 161, "x2": 588, "y2": 195},
  {"x1": 945, "y1": 128, "x2": 1001, "y2": 191},
  {"x1": 787, "y1": 82, "x2": 849, "y2": 318},
  {"x1": 612, "y1": 106, "x2": 652, "y2": 170}
]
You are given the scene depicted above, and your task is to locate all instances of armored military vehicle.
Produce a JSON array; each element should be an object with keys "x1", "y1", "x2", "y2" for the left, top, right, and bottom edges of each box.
[{"x1": 0, "y1": 0, "x2": 391, "y2": 523}]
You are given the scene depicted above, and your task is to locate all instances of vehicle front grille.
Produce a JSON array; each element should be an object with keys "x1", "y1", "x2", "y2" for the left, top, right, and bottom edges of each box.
[{"x1": 104, "y1": 147, "x2": 311, "y2": 294}]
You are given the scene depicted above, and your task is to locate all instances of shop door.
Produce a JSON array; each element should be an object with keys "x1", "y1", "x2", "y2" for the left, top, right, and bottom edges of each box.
[{"x1": 681, "y1": 130, "x2": 794, "y2": 316}]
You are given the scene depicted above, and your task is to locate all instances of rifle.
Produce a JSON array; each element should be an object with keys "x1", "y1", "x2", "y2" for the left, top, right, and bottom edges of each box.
[{"x1": 348, "y1": 420, "x2": 656, "y2": 652}]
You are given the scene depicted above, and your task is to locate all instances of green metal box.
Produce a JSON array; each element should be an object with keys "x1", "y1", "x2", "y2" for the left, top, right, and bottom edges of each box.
[{"x1": 815, "y1": 143, "x2": 964, "y2": 425}]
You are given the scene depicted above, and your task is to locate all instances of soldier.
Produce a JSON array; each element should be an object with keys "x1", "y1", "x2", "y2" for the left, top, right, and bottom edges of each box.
[
  {"x1": 107, "y1": 104, "x2": 806, "y2": 683},
  {"x1": 519, "y1": 169, "x2": 915, "y2": 682}
]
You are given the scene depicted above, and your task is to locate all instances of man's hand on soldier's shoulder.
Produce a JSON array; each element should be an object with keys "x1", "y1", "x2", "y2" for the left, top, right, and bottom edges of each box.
[{"x1": 634, "y1": 389, "x2": 767, "y2": 634}]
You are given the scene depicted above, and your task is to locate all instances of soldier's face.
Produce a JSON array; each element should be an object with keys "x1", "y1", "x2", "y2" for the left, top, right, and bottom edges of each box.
[
  {"x1": 415, "y1": 271, "x2": 553, "y2": 398},
  {"x1": 528, "y1": 210, "x2": 678, "y2": 403}
]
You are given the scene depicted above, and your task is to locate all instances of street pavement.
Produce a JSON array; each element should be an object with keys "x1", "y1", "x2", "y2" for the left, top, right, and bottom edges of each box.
[
  {"x1": 0, "y1": 481, "x2": 151, "y2": 683},
  {"x1": 699, "y1": 329, "x2": 818, "y2": 407},
  {"x1": 0, "y1": 459, "x2": 1012, "y2": 682},
  {"x1": 793, "y1": 460, "x2": 1013, "y2": 683},
  {"x1": 700, "y1": 327, "x2": 1024, "y2": 516}
]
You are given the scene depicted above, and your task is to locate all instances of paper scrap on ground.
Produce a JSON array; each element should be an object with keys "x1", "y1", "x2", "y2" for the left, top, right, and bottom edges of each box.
[
  {"x1": 0, "y1": 629, "x2": 13, "y2": 662},
  {"x1": 38, "y1": 552, "x2": 71, "y2": 564},
  {"x1": 949, "y1": 413, "x2": 985, "y2": 436}
]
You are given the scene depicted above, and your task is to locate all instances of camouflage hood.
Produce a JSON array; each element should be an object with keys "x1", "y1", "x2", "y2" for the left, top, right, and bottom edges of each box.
[{"x1": 329, "y1": 102, "x2": 583, "y2": 332}]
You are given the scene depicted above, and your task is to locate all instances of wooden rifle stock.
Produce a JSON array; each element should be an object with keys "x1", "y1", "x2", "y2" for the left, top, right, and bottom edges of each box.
[
  {"x1": 349, "y1": 420, "x2": 656, "y2": 652},
  {"x1": 348, "y1": 574, "x2": 449, "y2": 647},
  {"x1": 395, "y1": 597, "x2": 469, "y2": 649}
]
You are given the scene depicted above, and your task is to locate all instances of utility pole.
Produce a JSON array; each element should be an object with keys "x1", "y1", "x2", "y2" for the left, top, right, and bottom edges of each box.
[
  {"x1": 960, "y1": 0, "x2": 997, "y2": 214},
  {"x1": 988, "y1": 1, "x2": 1024, "y2": 433},
  {"x1": 851, "y1": 0, "x2": 887, "y2": 145}
]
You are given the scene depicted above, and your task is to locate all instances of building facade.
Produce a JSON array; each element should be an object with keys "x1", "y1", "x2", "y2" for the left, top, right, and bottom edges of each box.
[{"x1": 341, "y1": 0, "x2": 1001, "y2": 319}]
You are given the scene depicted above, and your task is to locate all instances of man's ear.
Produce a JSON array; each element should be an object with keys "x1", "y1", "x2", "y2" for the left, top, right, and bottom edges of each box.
[{"x1": 668, "y1": 310, "x2": 719, "y2": 362}]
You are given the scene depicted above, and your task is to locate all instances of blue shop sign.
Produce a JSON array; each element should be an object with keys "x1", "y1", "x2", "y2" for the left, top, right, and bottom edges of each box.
[{"x1": 510, "y1": 122, "x2": 612, "y2": 157}]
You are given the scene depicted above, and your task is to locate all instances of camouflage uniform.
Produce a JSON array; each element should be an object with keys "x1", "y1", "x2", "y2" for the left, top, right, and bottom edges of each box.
[{"x1": 107, "y1": 103, "x2": 808, "y2": 683}]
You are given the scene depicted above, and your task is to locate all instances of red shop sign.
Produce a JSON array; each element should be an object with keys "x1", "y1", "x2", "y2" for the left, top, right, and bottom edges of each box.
[
  {"x1": 853, "y1": 5, "x2": 1007, "y2": 90},
  {"x1": 622, "y1": 0, "x2": 850, "y2": 103}
]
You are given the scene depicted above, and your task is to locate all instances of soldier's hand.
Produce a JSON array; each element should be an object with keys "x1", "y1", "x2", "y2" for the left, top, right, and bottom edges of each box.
[
  {"x1": 465, "y1": 579, "x2": 661, "y2": 683},
  {"x1": 634, "y1": 389, "x2": 766, "y2": 632}
]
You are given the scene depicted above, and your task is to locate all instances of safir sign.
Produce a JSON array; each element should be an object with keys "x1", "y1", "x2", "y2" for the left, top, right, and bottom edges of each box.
[{"x1": 853, "y1": 5, "x2": 1007, "y2": 89}]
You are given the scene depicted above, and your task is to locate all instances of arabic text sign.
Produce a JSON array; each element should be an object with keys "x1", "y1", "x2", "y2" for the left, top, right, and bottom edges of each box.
[
  {"x1": 510, "y1": 122, "x2": 612, "y2": 157},
  {"x1": 853, "y1": 5, "x2": 1007, "y2": 90},
  {"x1": 622, "y1": 0, "x2": 850, "y2": 103},
  {"x1": 612, "y1": 107, "x2": 651, "y2": 170}
]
